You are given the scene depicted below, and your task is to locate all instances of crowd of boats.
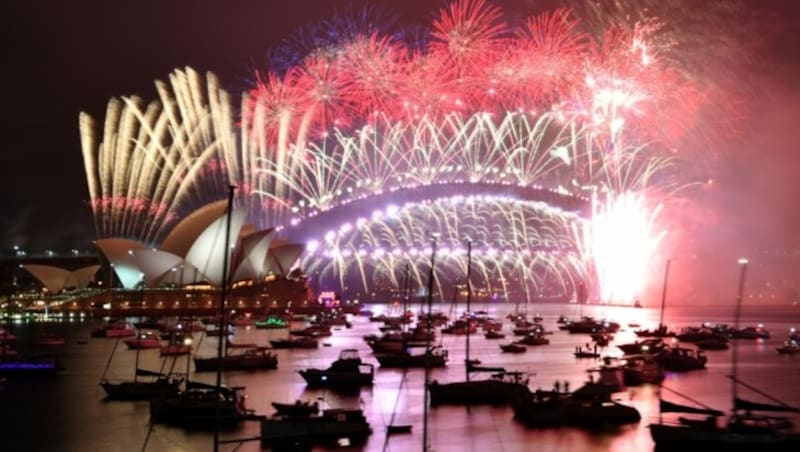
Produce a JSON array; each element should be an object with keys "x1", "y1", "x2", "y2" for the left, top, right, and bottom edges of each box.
[{"x1": 2, "y1": 306, "x2": 800, "y2": 450}]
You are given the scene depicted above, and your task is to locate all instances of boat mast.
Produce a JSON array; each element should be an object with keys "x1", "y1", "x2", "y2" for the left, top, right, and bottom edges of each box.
[
  {"x1": 422, "y1": 234, "x2": 438, "y2": 452},
  {"x1": 659, "y1": 259, "x2": 671, "y2": 332},
  {"x1": 464, "y1": 240, "x2": 472, "y2": 383},
  {"x1": 402, "y1": 262, "x2": 410, "y2": 330},
  {"x1": 732, "y1": 258, "x2": 748, "y2": 412},
  {"x1": 214, "y1": 185, "x2": 236, "y2": 452}
]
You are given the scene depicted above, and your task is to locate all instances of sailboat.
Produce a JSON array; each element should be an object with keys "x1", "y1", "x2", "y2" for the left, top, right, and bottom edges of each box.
[
  {"x1": 427, "y1": 241, "x2": 532, "y2": 406},
  {"x1": 100, "y1": 334, "x2": 181, "y2": 400},
  {"x1": 649, "y1": 259, "x2": 800, "y2": 448},
  {"x1": 149, "y1": 187, "x2": 256, "y2": 429},
  {"x1": 634, "y1": 259, "x2": 676, "y2": 338}
]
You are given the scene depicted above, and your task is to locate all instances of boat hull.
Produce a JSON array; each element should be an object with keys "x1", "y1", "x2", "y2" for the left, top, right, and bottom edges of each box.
[
  {"x1": 650, "y1": 423, "x2": 800, "y2": 450},
  {"x1": 428, "y1": 379, "x2": 530, "y2": 406},
  {"x1": 101, "y1": 379, "x2": 181, "y2": 400},
  {"x1": 261, "y1": 414, "x2": 371, "y2": 448},
  {"x1": 299, "y1": 369, "x2": 373, "y2": 388}
]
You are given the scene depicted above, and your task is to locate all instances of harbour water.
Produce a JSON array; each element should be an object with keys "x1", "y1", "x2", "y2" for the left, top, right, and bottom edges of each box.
[{"x1": 2, "y1": 303, "x2": 799, "y2": 452}]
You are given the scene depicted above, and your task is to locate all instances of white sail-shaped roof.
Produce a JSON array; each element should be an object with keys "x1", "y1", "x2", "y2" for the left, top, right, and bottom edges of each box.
[
  {"x1": 131, "y1": 249, "x2": 183, "y2": 287},
  {"x1": 265, "y1": 243, "x2": 305, "y2": 276},
  {"x1": 22, "y1": 265, "x2": 70, "y2": 293},
  {"x1": 232, "y1": 228, "x2": 275, "y2": 282},
  {"x1": 184, "y1": 208, "x2": 246, "y2": 287},
  {"x1": 160, "y1": 200, "x2": 228, "y2": 258},
  {"x1": 95, "y1": 238, "x2": 148, "y2": 288},
  {"x1": 65, "y1": 265, "x2": 101, "y2": 289}
]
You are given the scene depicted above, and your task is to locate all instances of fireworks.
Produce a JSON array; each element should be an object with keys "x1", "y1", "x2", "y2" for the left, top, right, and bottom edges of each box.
[{"x1": 81, "y1": 0, "x2": 745, "y2": 302}]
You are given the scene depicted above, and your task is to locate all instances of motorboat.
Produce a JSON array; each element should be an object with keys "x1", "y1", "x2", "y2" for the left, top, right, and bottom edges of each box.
[
  {"x1": 149, "y1": 382, "x2": 254, "y2": 427},
  {"x1": 617, "y1": 338, "x2": 665, "y2": 355},
  {"x1": 655, "y1": 346, "x2": 707, "y2": 371},
  {"x1": 261, "y1": 407, "x2": 371, "y2": 449},
  {"x1": 621, "y1": 354, "x2": 664, "y2": 385},
  {"x1": 299, "y1": 349, "x2": 374, "y2": 388},
  {"x1": 513, "y1": 380, "x2": 640, "y2": 428}
]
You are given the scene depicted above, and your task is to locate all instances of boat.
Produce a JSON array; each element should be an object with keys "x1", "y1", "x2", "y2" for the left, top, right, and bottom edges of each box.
[
  {"x1": 441, "y1": 319, "x2": 476, "y2": 335},
  {"x1": 260, "y1": 406, "x2": 371, "y2": 449},
  {"x1": 91, "y1": 321, "x2": 136, "y2": 338},
  {"x1": 429, "y1": 369, "x2": 532, "y2": 406},
  {"x1": 254, "y1": 316, "x2": 288, "y2": 329},
  {"x1": 500, "y1": 343, "x2": 527, "y2": 353},
  {"x1": 776, "y1": 339, "x2": 799, "y2": 355},
  {"x1": 695, "y1": 338, "x2": 730, "y2": 350},
  {"x1": 728, "y1": 325, "x2": 770, "y2": 339},
  {"x1": 676, "y1": 326, "x2": 729, "y2": 343},
  {"x1": 150, "y1": 382, "x2": 254, "y2": 427},
  {"x1": 123, "y1": 331, "x2": 161, "y2": 349},
  {"x1": 428, "y1": 242, "x2": 531, "y2": 406},
  {"x1": 289, "y1": 325, "x2": 332, "y2": 337},
  {"x1": 100, "y1": 329, "x2": 181, "y2": 399},
  {"x1": 573, "y1": 345, "x2": 600, "y2": 359},
  {"x1": 228, "y1": 315, "x2": 255, "y2": 327},
  {"x1": 650, "y1": 394, "x2": 800, "y2": 449},
  {"x1": 650, "y1": 259, "x2": 800, "y2": 449},
  {"x1": 515, "y1": 332, "x2": 550, "y2": 346},
  {"x1": 591, "y1": 332, "x2": 613, "y2": 346},
  {"x1": 617, "y1": 338, "x2": 665, "y2": 355},
  {"x1": 160, "y1": 333, "x2": 191, "y2": 356},
  {"x1": 271, "y1": 400, "x2": 320, "y2": 417},
  {"x1": 564, "y1": 317, "x2": 620, "y2": 334},
  {"x1": 151, "y1": 187, "x2": 258, "y2": 428},
  {"x1": 375, "y1": 345, "x2": 448, "y2": 368},
  {"x1": 193, "y1": 347, "x2": 278, "y2": 372},
  {"x1": 101, "y1": 369, "x2": 181, "y2": 400},
  {"x1": 299, "y1": 349, "x2": 374, "y2": 388},
  {"x1": 0, "y1": 354, "x2": 59, "y2": 377},
  {"x1": 621, "y1": 354, "x2": 664, "y2": 385},
  {"x1": 512, "y1": 380, "x2": 641, "y2": 428},
  {"x1": 655, "y1": 345, "x2": 707, "y2": 371},
  {"x1": 270, "y1": 336, "x2": 319, "y2": 349},
  {"x1": 484, "y1": 330, "x2": 505, "y2": 339}
]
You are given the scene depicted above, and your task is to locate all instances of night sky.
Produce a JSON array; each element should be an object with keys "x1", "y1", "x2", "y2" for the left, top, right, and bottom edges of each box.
[{"x1": 2, "y1": 1, "x2": 799, "y2": 278}]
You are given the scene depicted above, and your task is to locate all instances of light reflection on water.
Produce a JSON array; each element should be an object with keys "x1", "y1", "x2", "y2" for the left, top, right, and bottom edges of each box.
[{"x1": 1, "y1": 303, "x2": 799, "y2": 452}]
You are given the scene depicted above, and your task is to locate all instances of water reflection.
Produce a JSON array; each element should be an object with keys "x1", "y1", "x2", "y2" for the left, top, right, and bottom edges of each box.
[{"x1": 1, "y1": 303, "x2": 799, "y2": 451}]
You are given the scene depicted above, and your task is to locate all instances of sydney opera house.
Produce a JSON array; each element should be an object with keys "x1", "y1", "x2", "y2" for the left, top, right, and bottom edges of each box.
[{"x1": 17, "y1": 199, "x2": 312, "y2": 315}]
